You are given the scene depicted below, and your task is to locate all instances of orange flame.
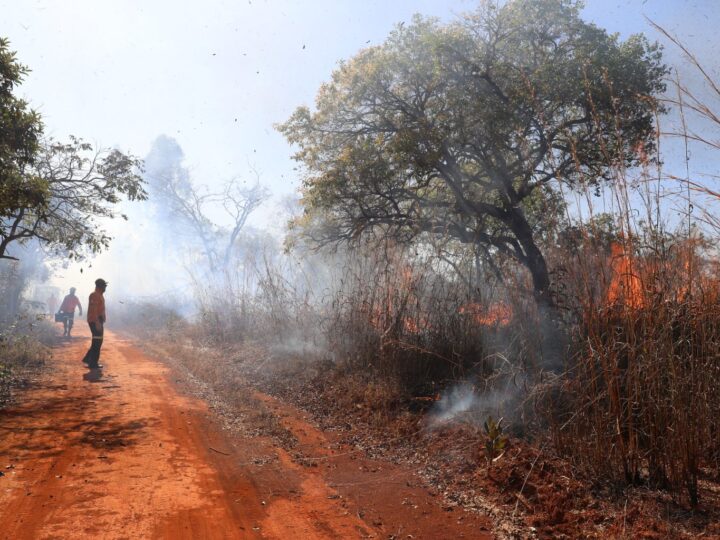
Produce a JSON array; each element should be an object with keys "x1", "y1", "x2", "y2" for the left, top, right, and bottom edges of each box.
[
  {"x1": 607, "y1": 242, "x2": 644, "y2": 308},
  {"x1": 459, "y1": 302, "x2": 512, "y2": 327}
]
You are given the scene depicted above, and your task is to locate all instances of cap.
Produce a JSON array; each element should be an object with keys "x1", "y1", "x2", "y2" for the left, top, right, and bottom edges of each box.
[{"x1": 95, "y1": 278, "x2": 108, "y2": 288}]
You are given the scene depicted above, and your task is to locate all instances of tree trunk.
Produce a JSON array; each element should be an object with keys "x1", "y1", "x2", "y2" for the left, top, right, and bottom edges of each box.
[
  {"x1": 504, "y1": 207, "x2": 565, "y2": 372},
  {"x1": 504, "y1": 208, "x2": 554, "y2": 310}
]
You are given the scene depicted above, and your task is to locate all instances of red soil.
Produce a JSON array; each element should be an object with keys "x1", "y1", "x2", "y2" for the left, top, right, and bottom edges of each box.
[{"x1": 0, "y1": 328, "x2": 492, "y2": 539}]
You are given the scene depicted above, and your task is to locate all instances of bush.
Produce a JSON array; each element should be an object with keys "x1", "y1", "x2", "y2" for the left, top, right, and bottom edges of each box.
[{"x1": 0, "y1": 315, "x2": 53, "y2": 406}]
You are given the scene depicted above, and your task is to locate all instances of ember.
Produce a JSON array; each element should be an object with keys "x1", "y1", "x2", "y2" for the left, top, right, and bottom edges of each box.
[{"x1": 459, "y1": 302, "x2": 512, "y2": 327}]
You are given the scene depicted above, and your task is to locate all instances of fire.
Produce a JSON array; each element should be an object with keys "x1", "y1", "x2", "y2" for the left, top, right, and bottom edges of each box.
[
  {"x1": 603, "y1": 237, "x2": 720, "y2": 309},
  {"x1": 459, "y1": 302, "x2": 512, "y2": 327},
  {"x1": 402, "y1": 315, "x2": 427, "y2": 334},
  {"x1": 364, "y1": 261, "x2": 513, "y2": 333},
  {"x1": 606, "y1": 241, "x2": 644, "y2": 308}
]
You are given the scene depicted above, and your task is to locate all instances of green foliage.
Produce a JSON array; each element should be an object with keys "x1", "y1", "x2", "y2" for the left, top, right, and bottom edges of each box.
[
  {"x1": 0, "y1": 137, "x2": 147, "y2": 259},
  {"x1": 279, "y1": 0, "x2": 667, "y2": 305},
  {"x1": 483, "y1": 415, "x2": 507, "y2": 466},
  {"x1": 0, "y1": 38, "x2": 146, "y2": 260},
  {"x1": 0, "y1": 37, "x2": 44, "y2": 217}
]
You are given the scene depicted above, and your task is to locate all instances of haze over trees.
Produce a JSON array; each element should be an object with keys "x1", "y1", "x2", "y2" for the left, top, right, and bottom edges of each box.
[
  {"x1": 279, "y1": 0, "x2": 667, "y2": 308},
  {"x1": 144, "y1": 135, "x2": 269, "y2": 277},
  {"x1": 145, "y1": 135, "x2": 269, "y2": 277}
]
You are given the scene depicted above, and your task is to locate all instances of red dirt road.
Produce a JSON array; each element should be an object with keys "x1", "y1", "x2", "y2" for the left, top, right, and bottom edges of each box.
[{"x1": 0, "y1": 329, "x2": 493, "y2": 539}]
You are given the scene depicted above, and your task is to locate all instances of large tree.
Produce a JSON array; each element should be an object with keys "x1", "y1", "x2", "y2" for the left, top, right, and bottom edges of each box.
[
  {"x1": 279, "y1": 0, "x2": 666, "y2": 308},
  {"x1": 0, "y1": 137, "x2": 146, "y2": 259}
]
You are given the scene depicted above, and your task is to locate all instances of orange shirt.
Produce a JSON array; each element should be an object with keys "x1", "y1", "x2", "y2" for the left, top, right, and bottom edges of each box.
[
  {"x1": 87, "y1": 291, "x2": 106, "y2": 325},
  {"x1": 59, "y1": 294, "x2": 81, "y2": 313}
]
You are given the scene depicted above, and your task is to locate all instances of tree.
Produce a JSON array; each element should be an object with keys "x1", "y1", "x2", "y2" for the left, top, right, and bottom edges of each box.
[
  {"x1": 0, "y1": 38, "x2": 44, "y2": 220},
  {"x1": 0, "y1": 39, "x2": 145, "y2": 260},
  {"x1": 0, "y1": 137, "x2": 146, "y2": 259},
  {"x1": 144, "y1": 135, "x2": 269, "y2": 275},
  {"x1": 279, "y1": 0, "x2": 666, "y2": 308},
  {"x1": 0, "y1": 240, "x2": 50, "y2": 320}
]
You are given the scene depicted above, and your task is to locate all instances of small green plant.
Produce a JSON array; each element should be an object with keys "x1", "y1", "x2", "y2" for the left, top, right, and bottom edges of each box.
[{"x1": 483, "y1": 416, "x2": 508, "y2": 468}]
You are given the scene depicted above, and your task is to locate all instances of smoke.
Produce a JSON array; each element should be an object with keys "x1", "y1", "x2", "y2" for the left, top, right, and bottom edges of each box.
[
  {"x1": 427, "y1": 308, "x2": 563, "y2": 430},
  {"x1": 428, "y1": 383, "x2": 477, "y2": 425},
  {"x1": 268, "y1": 333, "x2": 328, "y2": 359},
  {"x1": 50, "y1": 133, "x2": 273, "y2": 317},
  {"x1": 427, "y1": 376, "x2": 528, "y2": 429}
]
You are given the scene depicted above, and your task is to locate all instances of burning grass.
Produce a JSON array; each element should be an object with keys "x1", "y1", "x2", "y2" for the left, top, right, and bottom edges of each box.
[{"x1": 552, "y1": 237, "x2": 720, "y2": 507}]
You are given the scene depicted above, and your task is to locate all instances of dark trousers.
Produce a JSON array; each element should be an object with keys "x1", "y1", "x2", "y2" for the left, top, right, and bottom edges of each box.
[{"x1": 83, "y1": 323, "x2": 104, "y2": 367}]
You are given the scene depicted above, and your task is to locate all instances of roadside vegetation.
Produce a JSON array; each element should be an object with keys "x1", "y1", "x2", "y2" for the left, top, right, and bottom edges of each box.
[
  {"x1": 118, "y1": 2, "x2": 720, "y2": 537},
  {"x1": 0, "y1": 312, "x2": 53, "y2": 408},
  {"x1": 3, "y1": 0, "x2": 720, "y2": 537}
]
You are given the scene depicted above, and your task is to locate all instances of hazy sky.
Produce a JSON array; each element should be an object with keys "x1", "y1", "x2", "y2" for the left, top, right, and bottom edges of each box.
[
  {"x1": 4, "y1": 1, "x2": 717, "y2": 199},
  {"x1": 2, "y1": 0, "x2": 718, "y2": 294}
]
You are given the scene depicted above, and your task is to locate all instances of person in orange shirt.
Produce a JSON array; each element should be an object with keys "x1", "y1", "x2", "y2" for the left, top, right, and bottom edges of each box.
[
  {"x1": 82, "y1": 278, "x2": 107, "y2": 369},
  {"x1": 58, "y1": 287, "x2": 83, "y2": 337}
]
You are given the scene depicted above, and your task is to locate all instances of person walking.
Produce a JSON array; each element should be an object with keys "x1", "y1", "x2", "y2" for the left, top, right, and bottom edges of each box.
[
  {"x1": 58, "y1": 287, "x2": 83, "y2": 337},
  {"x1": 47, "y1": 292, "x2": 59, "y2": 317},
  {"x1": 82, "y1": 279, "x2": 107, "y2": 369}
]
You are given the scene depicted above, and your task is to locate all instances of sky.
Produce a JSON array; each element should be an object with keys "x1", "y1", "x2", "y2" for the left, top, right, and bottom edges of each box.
[{"x1": 2, "y1": 0, "x2": 718, "y2": 295}]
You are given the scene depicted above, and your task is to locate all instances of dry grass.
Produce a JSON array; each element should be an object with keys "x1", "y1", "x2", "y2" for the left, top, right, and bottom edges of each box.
[
  {"x1": 550, "y1": 236, "x2": 720, "y2": 506},
  {"x1": 0, "y1": 315, "x2": 53, "y2": 407}
]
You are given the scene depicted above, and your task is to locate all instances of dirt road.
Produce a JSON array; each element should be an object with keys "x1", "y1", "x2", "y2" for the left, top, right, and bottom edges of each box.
[{"x1": 0, "y1": 328, "x2": 492, "y2": 539}]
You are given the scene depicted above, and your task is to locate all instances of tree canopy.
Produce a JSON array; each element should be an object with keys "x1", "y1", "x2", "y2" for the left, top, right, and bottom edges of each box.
[
  {"x1": 0, "y1": 137, "x2": 146, "y2": 260},
  {"x1": 0, "y1": 39, "x2": 146, "y2": 260},
  {"x1": 0, "y1": 37, "x2": 44, "y2": 219},
  {"x1": 279, "y1": 0, "x2": 667, "y2": 307}
]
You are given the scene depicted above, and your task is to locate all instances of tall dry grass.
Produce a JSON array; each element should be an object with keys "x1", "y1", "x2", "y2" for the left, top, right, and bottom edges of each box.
[
  {"x1": 542, "y1": 55, "x2": 720, "y2": 503},
  {"x1": 550, "y1": 230, "x2": 720, "y2": 506}
]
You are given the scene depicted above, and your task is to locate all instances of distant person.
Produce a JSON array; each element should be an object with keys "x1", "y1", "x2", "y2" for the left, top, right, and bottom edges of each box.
[
  {"x1": 82, "y1": 279, "x2": 107, "y2": 369},
  {"x1": 47, "y1": 292, "x2": 58, "y2": 317},
  {"x1": 58, "y1": 287, "x2": 83, "y2": 337}
]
